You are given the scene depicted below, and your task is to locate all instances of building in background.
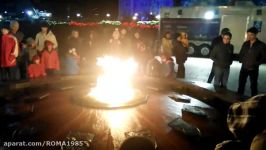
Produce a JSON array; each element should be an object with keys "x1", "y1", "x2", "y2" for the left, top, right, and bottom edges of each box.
[{"x1": 119, "y1": 0, "x2": 174, "y2": 20}]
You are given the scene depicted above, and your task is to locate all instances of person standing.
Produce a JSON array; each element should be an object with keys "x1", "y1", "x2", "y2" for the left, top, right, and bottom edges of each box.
[
  {"x1": 67, "y1": 30, "x2": 83, "y2": 55},
  {"x1": 237, "y1": 27, "x2": 266, "y2": 96},
  {"x1": 10, "y1": 21, "x2": 26, "y2": 80},
  {"x1": 0, "y1": 25, "x2": 19, "y2": 81},
  {"x1": 173, "y1": 32, "x2": 188, "y2": 78},
  {"x1": 9, "y1": 20, "x2": 24, "y2": 43},
  {"x1": 210, "y1": 32, "x2": 234, "y2": 88},
  {"x1": 120, "y1": 28, "x2": 131, "y2": 56},
  {"x1": 131, "y1": 31, "x2": 142, "y2": 57},
  {"x1": 161, "y1": 32, "x2": 173, "y2": 58},
  {"x1": 108, "y1": 28, "x2": 122, "y2": 56},
  {"x1": 25, "y1": 37, "x2": 38, "y2": 63},
  {"x1": 35, "y1": 22, "x2": 58, "y2": 53},
  {"x1": 207, "y1": 28, "x2": 230, "y2": 83}
]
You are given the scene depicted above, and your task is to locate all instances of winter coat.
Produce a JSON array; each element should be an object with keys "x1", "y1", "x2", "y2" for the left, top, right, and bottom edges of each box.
[
  {"x1": 35, "y1": 31, "x2": 58, "y2": 52},
  {"x1": 41, "y1": 49, "x2": 60, "y2": 70},
  {"x1": 0, "y1": 34, "x2": 18, "y2": 67},
  {"x1": 173, "y1": 41, "x2": 188, "y2": 64},
  {"x1": 239, "y1": 39, "x2": 266, "y2": 70},
  {"x1": 67, "y1": 37, "x2": 83, "y2": 54},
  {"x1": 162, "y1": 37, "x2": 173, "y2": 56},
  {"x1": 28, "y1": 63, "x2": 46, "y2": 78},
  {"x1": 211, "y1": 43, "x2": 234, "y2": 69},
  {"x1": 26, "y1": 47, "x2": 38, "y2": 63}
]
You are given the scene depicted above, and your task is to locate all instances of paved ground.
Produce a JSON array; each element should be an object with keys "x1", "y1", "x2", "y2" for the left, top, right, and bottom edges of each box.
[
  {"x1": 183, "y1": 57, "x2": 266, "y2": 96},
  {"x1": 1, "y1": 57, "x2": 264, "y2": 98}
]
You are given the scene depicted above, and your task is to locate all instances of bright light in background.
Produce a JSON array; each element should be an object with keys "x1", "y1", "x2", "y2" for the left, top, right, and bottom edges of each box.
[
  {"x1": 67, "y1": 15, "x2": 70, "y2": 19},
  {"x1": 132, "y1": 16, "x2": 137, "y2": 20},
  {"x1": 106, "y1": 13, "x2": 110, "y2": 17},
  {"x1": 26, "y1": 10, "x2": 33, "y2": 16},
  {"x1": 204, "y1": 11, "x2": 215, "y2": 20},
  {"x1": 4, "y1": 11, "x2": 7, "y2": 14},
  {"x1": 134, "y1": 13, "x2": 138, "y2": 16},
  {"x1": 76, "y1": 13, "x2": 81, "y2": 17},
  {"x1": 0, "y1": 15, "x2": 2, "y2": 19},
  {"x1": 45, "y1": 13, "x2": 51, "y2": 17},
  {"x1": 155, "y1": 14, "x2": 160, "y2": 19},
  {"x1": 150, "y1": 12, "x2": 153, "y2": 15},
  {"x1": 89, "y1": 56, "x2": 138, "y2": 107},
  {"x1": 22, "y1": 11, "x2": 24, "y2": 14}
]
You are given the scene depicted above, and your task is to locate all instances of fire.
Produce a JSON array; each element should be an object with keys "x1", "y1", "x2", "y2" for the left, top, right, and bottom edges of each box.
[{"x1": 88, "y1": 56, "x2": 138, "y2": 106}]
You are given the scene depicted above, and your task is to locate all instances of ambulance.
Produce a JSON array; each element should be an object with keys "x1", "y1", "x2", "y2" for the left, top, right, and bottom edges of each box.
[{"x1": 160, "y1": 3, "x2": 266, "y2": 57}]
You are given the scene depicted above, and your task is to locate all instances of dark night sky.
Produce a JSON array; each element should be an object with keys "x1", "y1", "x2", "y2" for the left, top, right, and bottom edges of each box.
[
  {"x1": 1, "y1": 0, "x2": 266, "y2": 20},
  {"x1": 0, "y1": 0, "x2": 119, "y2": 20},
  {"x1": 33, "y1": 0, "x2": 119, "y2": 20}
]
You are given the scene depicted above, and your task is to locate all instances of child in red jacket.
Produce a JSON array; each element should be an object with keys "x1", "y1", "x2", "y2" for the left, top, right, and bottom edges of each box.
[
  {"x1": 41, "y1": 40, "x2": 60, "y2": 75},
  {"x1": 28, "y1": 55, "x2": 46, "y2": 78}
]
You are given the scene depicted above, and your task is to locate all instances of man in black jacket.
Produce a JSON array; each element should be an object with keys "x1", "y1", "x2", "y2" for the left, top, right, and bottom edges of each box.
[
  {"x1": 207, "y1": 28, "x2": 230, "y2": 83},
  {"x1": 238, "y1": 27, "x2": 266, "y2": 96},
  {"x1": 173, "y1": 32, "x2": 188, "y2": 78},
  {"x1": 210, "y1": 32, "x2": 234, "y2": 88}
]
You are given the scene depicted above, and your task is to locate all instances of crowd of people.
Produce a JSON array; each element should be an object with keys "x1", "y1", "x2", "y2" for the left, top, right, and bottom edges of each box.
[
  {"x1": 0, "y1": 21, "x2": 60, "y2": 81},
  {"x1": 1, "y1": 20, "x2": 266, "y2": 97},
  {"x1": 208, "y1": 27, "x2": 266, "y2": 97},
  {"x1": 1, "y1": 20, "x2": 266, "y2": 150},
  {"x1": 0, "y1": 20, "x2": 161, "y2": 82},
  {"x1": 160, "y1": 26, "x2": 266, "y2": 97}
]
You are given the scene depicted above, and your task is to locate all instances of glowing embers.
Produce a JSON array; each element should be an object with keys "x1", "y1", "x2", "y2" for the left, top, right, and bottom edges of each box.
[{"x1": 75, "y1": 56, "x2": 147, "y2": 109}]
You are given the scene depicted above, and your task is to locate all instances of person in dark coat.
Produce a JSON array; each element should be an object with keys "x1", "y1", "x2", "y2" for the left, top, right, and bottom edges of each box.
[
  {"x1": 207, "y1": 28, "x2": 230, "y2": 83},
  {"x1": 237, "y1": 27, "x2": 266, "y2": 96},
  {"x1": 67, "y1": 30, "x2": 83, "y2": 55},
  {"x1": 120, "y1": 28, "x2": 132, "y2": 56},
  {"x1": 9, "y1": 20, "x2": 24, "y2": 43},
  {"x1": 9, "y1": 21, "x2": 26, "y2": 80},
  {"x1": 173, "y1": 32, "x2": 188, "y2": 78},
  {"x1": 210, "y1": 32, "x2": 234, "y2": 88},
  {"x1": 108, "y1": 28, "x2": 122, "y2": 56}
]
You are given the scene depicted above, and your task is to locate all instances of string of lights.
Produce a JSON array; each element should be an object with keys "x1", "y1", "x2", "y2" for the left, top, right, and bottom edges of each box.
[{"x1": 46, "y1": 20, "x2": 159, "y2": 28}]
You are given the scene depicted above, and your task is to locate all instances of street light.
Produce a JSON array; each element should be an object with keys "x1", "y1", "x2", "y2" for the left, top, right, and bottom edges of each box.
[
  {"x1": 155, "y1": 14, "x2": 160, "y2": 20},
  {"x1": 0, "y1": 15, "x2": 2, "y2": 19},
  {"x1": 132, "y1": 16, "x2": 137, "y2": 20},
  {"x1": 76, "y1": 13, "x2": 81, "y2": 17},
  {"x1": 204, "y1": 11, "x2": 214, "y2": 20},
  {"x1": 106, "y1": 13, "x2": 110, "y2": 18},
  {"x1": 134, "y1": 13, "x2": 138, "y2": 16},
  {"x1": 26, "y1": 10, "x2": 33, "y2": 16}
]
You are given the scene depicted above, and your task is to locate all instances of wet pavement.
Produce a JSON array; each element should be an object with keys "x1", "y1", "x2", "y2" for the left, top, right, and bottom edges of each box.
[{"x1": 183, "y1": 57, "x2": 266, "y2": 97}]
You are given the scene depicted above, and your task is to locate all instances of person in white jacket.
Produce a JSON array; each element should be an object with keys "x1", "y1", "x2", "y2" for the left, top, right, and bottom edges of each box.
[{"x1": 35, "y1": 22, "x2": 58, "y2": 52}]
